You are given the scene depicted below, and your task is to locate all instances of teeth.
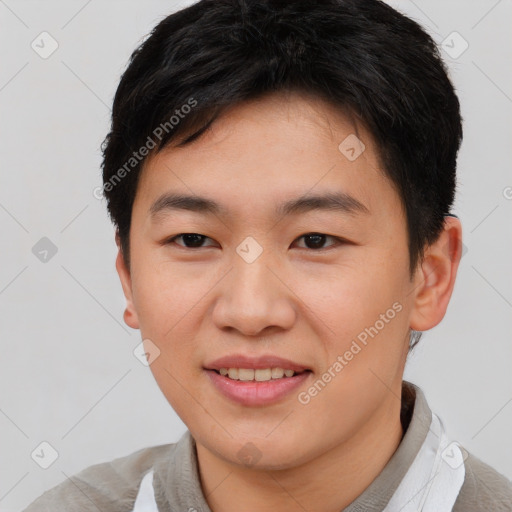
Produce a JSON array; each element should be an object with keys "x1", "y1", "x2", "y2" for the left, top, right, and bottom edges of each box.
[
  {"x1": 255, "y1": 369, "x2": 272, "y2": 381},
  {"x1": 217, "y1": 367, "x2": 298, "y2": 381},
  {"x1": 238, "y1": 368, "x2": 254, "y2": 381},
  {"x1": 271, "y1": 367, "x2": 284, "y2": 379}
]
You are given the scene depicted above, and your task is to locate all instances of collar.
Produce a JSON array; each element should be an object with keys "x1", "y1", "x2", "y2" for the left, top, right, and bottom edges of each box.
[{"x1": 137, "y1": 381, "x2": 464, "y2": 512}]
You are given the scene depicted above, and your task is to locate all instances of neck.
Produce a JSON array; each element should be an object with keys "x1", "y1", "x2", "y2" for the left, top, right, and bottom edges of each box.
[{"x1": 195, "y1": 384, "x2": 409, "y2": 512}]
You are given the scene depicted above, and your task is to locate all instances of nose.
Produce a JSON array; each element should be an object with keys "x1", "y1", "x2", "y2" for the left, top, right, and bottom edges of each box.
[{"x1": 211, "y1": 250, "x2": 296, "y2": 337}]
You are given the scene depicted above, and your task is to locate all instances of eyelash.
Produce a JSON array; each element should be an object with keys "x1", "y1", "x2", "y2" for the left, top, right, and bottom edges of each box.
[{"x1": 164, "y1": 232, "x2": 345, "y2": 251}]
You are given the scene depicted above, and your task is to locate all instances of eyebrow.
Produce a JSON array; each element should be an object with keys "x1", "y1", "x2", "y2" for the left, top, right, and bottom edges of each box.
[{"x1": 149, "y1": 191, "x2": 370, "y2": 221}]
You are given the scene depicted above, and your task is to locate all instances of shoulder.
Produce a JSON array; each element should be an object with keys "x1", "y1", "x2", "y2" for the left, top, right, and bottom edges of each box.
[
  {"x1": 454, "y1": 449, "x2": 512, "y2": 512},
  {"x1": 22, "y1": 442, "x2": 176, "y2": 512}
]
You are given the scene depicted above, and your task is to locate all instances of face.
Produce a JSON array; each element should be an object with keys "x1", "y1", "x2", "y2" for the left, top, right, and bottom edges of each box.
[{"x1": 116, "y1": 91, "x2": 445, "y2": 470}]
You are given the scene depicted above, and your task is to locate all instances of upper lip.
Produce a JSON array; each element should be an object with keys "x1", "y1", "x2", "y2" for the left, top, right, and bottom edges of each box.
[{"x1": 204, "y1": 354, "x2": 311, "y2": 373}]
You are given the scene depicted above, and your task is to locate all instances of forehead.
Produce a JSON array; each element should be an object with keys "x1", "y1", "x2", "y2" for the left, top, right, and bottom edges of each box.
[{"x1": 134, "y1": 91, "x2": 402, "y2": 225}]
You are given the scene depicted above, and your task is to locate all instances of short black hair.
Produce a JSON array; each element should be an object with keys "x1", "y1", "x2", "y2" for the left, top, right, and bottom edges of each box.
[{"x1": 101, "y1": 0, "x2": 463, "y2": 349}]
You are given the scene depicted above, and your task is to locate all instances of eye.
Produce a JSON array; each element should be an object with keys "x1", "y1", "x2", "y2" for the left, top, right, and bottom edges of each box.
[
  {"x1": 164, "y1": 232, "x2": 345, "y2": 251},
  {"x1": 294, "y1": 233, "x2": 342, "y2": 250},
  {"x1": 166, "y1": 233, "x2": 217, "y2": 249}
]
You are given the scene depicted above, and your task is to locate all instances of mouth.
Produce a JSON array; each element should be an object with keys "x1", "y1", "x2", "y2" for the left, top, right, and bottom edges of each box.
[
  {"x1": 204, "y1": 353, "x2": 311, "y2": 375},
  {"x1": 203, "y1": 360, "x2": 312, "y2": 406},
  {"x1": 209, "y1": 367, "x2": 311, "y2": 382}
]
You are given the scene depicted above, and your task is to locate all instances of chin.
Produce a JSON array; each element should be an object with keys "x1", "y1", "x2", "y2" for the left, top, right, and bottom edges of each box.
[{"x1": 200, "y1": 431, "x2": 311, "y2": 470}]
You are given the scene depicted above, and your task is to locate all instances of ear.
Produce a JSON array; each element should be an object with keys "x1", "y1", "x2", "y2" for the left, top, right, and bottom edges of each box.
[
  {"x1": 409, "y1": 216, "x2": 463, "y2": 331},
  {"x1": 115, "y1": 231, "x2": 140, "y2": 330}
]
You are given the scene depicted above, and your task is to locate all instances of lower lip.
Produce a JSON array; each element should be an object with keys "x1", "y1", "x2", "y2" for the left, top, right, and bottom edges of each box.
[{"x1": 205, "y1": 369, "x2": 311, "y2": 406}]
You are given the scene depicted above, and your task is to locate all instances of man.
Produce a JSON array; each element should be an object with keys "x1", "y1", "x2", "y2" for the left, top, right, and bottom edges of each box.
[{"x1": 24, "y1": 0, "x2": 512, "y2": 510}]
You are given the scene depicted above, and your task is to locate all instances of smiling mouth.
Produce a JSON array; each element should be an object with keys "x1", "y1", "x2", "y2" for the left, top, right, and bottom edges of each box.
[
  {"x1": 210, "y1": 367, "x2": 311, "y2": 382},
  {"x1": 204, "y1": 365, "x2": 312, "y2": 406}
]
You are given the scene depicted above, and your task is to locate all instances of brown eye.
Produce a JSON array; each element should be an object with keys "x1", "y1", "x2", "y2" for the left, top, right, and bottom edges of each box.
[
  {"x1": 294, "y1": 233, "x2": 341, "y2": 250},
  {"x1": 168, "y1": 233, "x2": 216, "y2": 248}
]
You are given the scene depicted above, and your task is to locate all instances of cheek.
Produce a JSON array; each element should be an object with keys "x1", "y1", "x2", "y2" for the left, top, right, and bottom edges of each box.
[
  {"x1": 131, "y1": 258, "x2": 208, "y2": 336},
  {"x1": 292, "y1": 261, "x2": 387, "y2": 331},
  {"x1": 295, "y1": 259, "x2": 407, "y2": 370},
  {"x1": 146, "y1": 358, "x2": 205, "y2": 432},
  {"x1": 130, "y1": 260, "x2": 218, "y2": 386}
]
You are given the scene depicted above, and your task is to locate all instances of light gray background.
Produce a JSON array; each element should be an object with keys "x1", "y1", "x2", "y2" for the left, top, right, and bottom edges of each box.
[{"x1": 1, "y1": 1, "x2": 511, "y2": 510}]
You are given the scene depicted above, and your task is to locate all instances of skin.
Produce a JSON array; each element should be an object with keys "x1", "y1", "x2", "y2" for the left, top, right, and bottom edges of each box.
[{"x1": 116, "y1": 90, "x2": 463, "y2": 512}]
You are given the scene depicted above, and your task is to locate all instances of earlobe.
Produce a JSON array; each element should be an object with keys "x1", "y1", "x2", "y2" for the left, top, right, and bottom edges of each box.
[
  {"x1": 114, "y1": 235, "x2": 140, "y2": 330},
  {"x1": 409, "y1": 216, "x2": 463, "y2": 332}
]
